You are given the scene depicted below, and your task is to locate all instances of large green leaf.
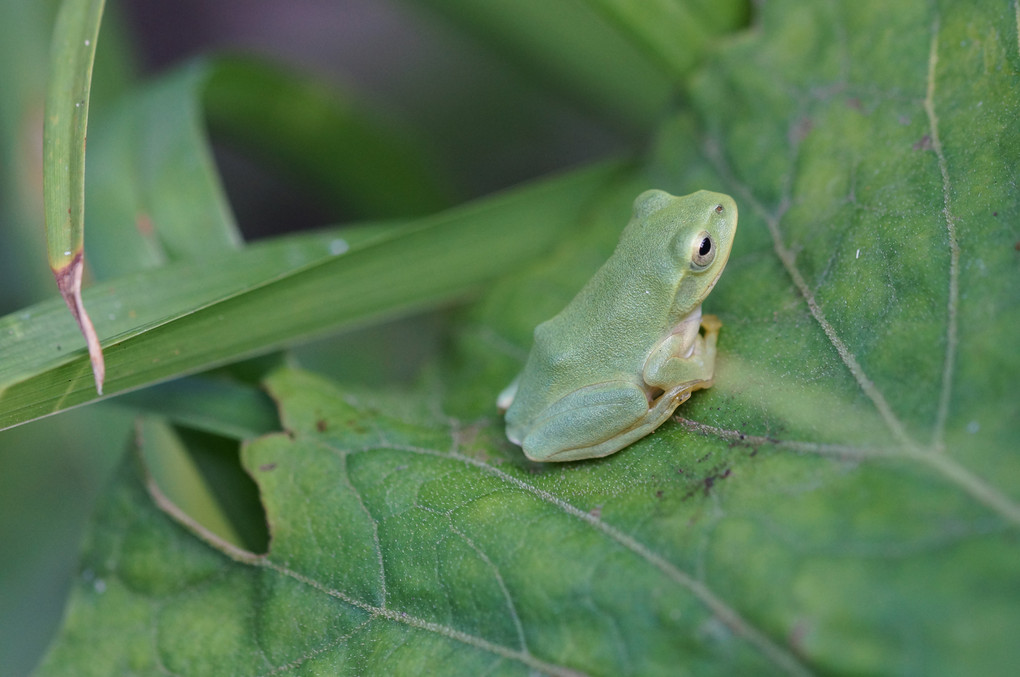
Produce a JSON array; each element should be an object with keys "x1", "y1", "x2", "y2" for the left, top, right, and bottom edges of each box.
[
  {"x1": 37, "y1": 0, "x2": 1020, "y2": 675},
  {"x1": 38, "y1": 368, "x2": 809, "y2": 676},
  {"x1": 680, "y1": 0, "x2": 1020, "y2": 518}
]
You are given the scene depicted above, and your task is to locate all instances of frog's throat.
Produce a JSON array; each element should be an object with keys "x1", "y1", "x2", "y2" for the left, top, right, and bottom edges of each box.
[
  {"x1": 671, "y1": 304, "x2": 702, "y2": 334},
  {"x1": 671, "y1": 304, "x2": 703, "y2": 358},
  {"x1": 682, "y1": 303, "x2": 702, "y2": 324}
]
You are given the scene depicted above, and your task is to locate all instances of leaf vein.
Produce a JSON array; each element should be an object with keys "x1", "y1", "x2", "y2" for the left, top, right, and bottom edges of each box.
[
  {"x1": 923, "y1": 15, "x2": 961, "y2": 454},
  {"x1": 673, "y1": 416, "x2": 892, "y2": 461},
  {"x1": 703, "y1": 137, "x2": 916, "y2": 453},
  {"x1": 373, "y1": 442, "x2": 814, "y2": 677},
  {"x1": 256, "y1": 618, "x2": 373, "y2": 677},
  {"x1": 449, "y1": 523, "x2": 531, "y2": 654},
  {"x1": 259, "y1": 560, "x2": 587, "y2": 677},
  {"x1": 1016, "y1": 0, "x2": 1020, "y2": 56},
  {"x1": 330, "y1": 443, "x2": 388, "y2": 608}
]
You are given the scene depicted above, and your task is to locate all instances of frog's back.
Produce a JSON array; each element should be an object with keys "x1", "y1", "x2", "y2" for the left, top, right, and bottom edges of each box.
[{"x1": 516, "y1": 255, "x2": 677, "y2": 401}]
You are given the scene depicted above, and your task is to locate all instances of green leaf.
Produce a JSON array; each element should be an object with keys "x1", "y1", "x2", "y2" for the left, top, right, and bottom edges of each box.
[
  {"x1": 84, "y1": 55, "x2": 454, "y2": 279},
  {"x1": 0, "y1": 161, "x2": 623, "y2": 431},
  {"x1": 203, "y1": 57, "x2": 456, "y2": 219},
  {"x1": 676, "y1": 0, "x2": 1020, "y2": 522},
  {"x1": 43, "y1": 0, "x2": 103, "y2": 271},
  {"x1": 38, "y1": 368, "x2": 807, "y2": 676},
  {"x1": 83, "y1": 59, "x2": 244, "y2": 278}
]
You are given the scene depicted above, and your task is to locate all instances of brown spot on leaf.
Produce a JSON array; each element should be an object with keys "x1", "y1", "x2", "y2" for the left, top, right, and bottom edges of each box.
[
  {"x1": 136, "y1": 213, "x2": 155, "y2": 237},
  {"x1": 913, "y1": 134, "x2": 933, "y2": 151},
  {"x1": 701, "y1": 466, "x2": 731, "y2": 497},
  {"x1": 316, "y1": 419, "x2": 328, "y2": 432},
  {"x1": 259, "y1": 463, "x2": 277, "y2": 472},
  {"x1": 53, "y1": 251, "x2": 104, "y2": 393},
  {"x1": 680, "y1": 464, "x2": 733, "y2": 501}
]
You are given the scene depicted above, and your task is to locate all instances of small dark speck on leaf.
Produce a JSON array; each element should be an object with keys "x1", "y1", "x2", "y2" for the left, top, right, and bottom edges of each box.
[
  {"x1": 913, "y1": 134, "x2": 933, "y2": 151},
  {"x1": 589, "y1": 505, "x2": 602, "y2": 518},
  {"x1": 316, "y1": 419, "x2": 328, "y2": 432},
  {"x1": 697, "y1": 453, "x2": 711, "y2": 463},
  {"x1": 656, "y1": 490, "x2": 664, "y2": 499},
  {"x1": 702, "y1": 467, "x2": 731, "y2": 497},
  {"x1": 259, "y1": 463, "x2": 277, "y2": 472},
  {"x1": 346, "y1": 418, "x2": 370, "y2": 433},
  {"x1": 789, "y1": 117, "x2": 813, "y2": 144}
]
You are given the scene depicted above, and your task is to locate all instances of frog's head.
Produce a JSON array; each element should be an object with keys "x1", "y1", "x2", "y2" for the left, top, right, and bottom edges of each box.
[{"x1": 630, "y1": 189, "x2": 739, "y2": 311}]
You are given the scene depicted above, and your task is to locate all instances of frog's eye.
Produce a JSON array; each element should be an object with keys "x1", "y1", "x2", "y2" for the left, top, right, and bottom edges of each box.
[{"x1": 691, "y1": 231, "x2": 715, "y2": 269}]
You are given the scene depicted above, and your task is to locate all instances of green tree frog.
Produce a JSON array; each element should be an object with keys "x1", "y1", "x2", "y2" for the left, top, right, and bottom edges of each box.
[{"x1": 498, "y1": 189, "x2": 738, "y2": 462}]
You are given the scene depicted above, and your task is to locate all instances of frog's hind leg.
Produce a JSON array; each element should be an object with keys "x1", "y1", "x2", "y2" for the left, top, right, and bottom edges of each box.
[
  {"x1": 519, "y1": 381, "x2": 648, "y2": 462},
  {"x1": 522, "y1": 380, "x2": 695, "y2": 462}
]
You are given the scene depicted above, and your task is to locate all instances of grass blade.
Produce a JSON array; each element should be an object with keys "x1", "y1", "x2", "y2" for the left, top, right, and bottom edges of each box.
[
  {"x1": 43, "y1": 0, "x2": 106, "y2": 392},
  {"x1": 0, "y1": 160, "x2": 626, "y2": 430}
]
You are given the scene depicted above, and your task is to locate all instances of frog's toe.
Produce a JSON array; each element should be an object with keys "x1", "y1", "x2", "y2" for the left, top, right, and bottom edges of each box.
[{"x1": 700, "y1": 314, "x2": 722, "y2": 333}]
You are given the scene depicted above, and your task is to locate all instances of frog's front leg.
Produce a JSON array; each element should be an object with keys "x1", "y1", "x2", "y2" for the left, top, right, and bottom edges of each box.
[
  {"x1": 519, "y1": 381, "x2": 674, "y2": 462},
  {"x1": 644, "y1": 314, "x2": 722, "y2": 391}
]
